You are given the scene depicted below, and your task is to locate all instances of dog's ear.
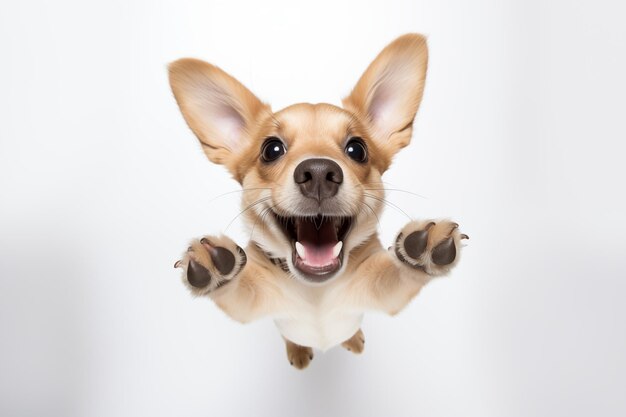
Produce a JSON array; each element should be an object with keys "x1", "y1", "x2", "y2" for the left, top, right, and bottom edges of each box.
[
  {"x1": 168, "y1": 59, "x2": 269, "y2": 176},
  {"x1": 343, "y1": 34, "x2": 428, "y2": 156}
]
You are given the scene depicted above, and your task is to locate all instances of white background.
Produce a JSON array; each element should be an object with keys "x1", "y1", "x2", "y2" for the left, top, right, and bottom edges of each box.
[{"x1": 1, "y1": 0, "x2": 625, "y2": 416}]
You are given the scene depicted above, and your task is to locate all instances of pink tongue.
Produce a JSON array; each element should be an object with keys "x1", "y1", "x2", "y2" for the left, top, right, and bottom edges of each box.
[{"x1": 301, "y1": 242, "x2": 336, "y2": 267}]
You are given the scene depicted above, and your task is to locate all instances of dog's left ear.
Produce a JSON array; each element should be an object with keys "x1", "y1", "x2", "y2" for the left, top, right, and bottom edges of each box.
[{"x1": 343, "y1": 34, "x2": 428, "y2": 156}]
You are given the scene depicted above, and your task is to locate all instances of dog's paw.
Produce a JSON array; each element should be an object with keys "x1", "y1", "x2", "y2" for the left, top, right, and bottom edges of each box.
[
  {"x1": 394, "y1": 220, "x2": 468, "y2": 276},
  {"x1": 286, "y1": 342, "x2": 314, "y2": 370},
  {"x1": 174, "y1": 235, "x2": 247, "y2": 294}
]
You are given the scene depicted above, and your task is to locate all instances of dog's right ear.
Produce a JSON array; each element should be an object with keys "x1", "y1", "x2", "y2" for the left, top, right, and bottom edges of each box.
[{"x1": 168, "y1": 59, "x2": 269, "y2": 178}]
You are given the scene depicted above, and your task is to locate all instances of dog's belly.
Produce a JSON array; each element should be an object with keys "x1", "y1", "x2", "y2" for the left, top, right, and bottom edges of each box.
[{"x1": 273, "y1": 310, "x2": 363, "y2": 351}]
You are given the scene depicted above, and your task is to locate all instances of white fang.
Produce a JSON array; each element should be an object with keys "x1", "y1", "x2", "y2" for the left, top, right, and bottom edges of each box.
[
  {"x1": 332, "y1": 241, "x2": 343, "y2": 258},
  {"x1": 295, "y1": 242, "x2": 306, "y2": 259}
]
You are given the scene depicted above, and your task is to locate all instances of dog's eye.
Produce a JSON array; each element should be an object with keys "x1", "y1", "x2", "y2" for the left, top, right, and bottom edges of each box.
[
  {"x1": 345, "y1": 137, "x2": 367, "y2": 163},
  {"x1": 261, "y1": 138, "x2": 286, "y2": 162}
]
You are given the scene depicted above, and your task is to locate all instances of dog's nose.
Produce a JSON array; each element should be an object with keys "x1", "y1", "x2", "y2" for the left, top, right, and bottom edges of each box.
[{"x1": 294, "y1": 158, "x2": 343, "y2": 200}]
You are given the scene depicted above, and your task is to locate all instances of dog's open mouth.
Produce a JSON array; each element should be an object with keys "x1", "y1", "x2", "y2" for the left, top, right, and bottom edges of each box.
[{"x1": 273, "y1": 214, "x2": 352, "y2": 282}]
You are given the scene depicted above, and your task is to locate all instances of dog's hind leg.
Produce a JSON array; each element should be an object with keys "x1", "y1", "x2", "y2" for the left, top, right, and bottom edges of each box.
[
  {"x1": 341, "y1": 328, "x2": 365, "y2": 354},
  {"x1": 284, "y1": 338, "x2": 314, "y2": 370}
]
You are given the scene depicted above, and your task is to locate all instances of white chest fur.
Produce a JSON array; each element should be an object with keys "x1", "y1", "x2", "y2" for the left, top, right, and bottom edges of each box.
[
  {"x1": 274, "y1": 311, "x2": 363, "y2": 351},
  {"x1": 272, "y1": 277, "x2": 364, "y2": 351}
]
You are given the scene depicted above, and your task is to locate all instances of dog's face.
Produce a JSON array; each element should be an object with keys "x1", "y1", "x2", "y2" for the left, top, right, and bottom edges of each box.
[{"x1": 169, "y1": 34, "x2": 428, "y2": 284}]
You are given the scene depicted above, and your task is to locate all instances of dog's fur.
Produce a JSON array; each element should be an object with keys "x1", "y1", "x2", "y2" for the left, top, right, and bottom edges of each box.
[{"x1": 169, "y1": 34, "x2": 466, "y2": 369}]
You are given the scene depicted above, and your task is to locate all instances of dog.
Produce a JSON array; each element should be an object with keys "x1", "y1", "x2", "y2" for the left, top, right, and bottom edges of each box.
[{"x1": 169, "y1": 34, "x2": 467, "y2": 369}]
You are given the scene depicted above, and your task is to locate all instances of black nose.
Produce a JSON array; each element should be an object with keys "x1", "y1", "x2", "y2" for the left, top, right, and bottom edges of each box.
[{"x1": 294, "y1": 158, "x2": 343, "y2": 200}]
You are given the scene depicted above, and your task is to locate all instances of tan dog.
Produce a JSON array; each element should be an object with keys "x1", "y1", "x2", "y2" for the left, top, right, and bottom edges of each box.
[{"x1": 169, "y1": 34, "x2": 467, "y2": 369}]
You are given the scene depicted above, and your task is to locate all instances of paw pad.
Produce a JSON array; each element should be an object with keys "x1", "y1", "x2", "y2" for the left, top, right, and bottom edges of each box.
[
  {"x1": 395, "y1": 220, "x2": 465, "y2": 275},
  {"x1": 403, "y1": 222, "x2": 433, "y2": 259},
  {"x1": 187, "y1": 259, "x2": 212, "y2": 288},
  {"x1": 201, "y1": 238, "x2": 236, "y2": 275},
  {"x1": 431, "y1": 237, "x2": 456, "y2": 265},
  {"x1": 175, "y1": 236, "x2": 247, "y2": 292}
]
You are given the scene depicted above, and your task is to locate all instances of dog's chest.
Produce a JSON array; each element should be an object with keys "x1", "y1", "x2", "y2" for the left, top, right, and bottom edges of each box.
[
  {"x1": 274, "y1": 311, "x2": 363, "y2": 352},
  {"x1": 273, "y1": 283, "x2": 363, "y2": 351}
]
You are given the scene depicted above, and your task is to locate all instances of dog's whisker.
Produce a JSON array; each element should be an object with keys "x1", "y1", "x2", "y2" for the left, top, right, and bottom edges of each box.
[
  {"x1": 360, "y1": 181, "x2": 426, "y2": 199},
  {"x1": 250, "y1": 208, "x2": 269, "y2": 240},
  {"x1": 361, "y1": 201, "x2": 381, "y2": 229},
  {"x1": 250, "y1": 199, "x2": 284, "y2": 241},
  {"x1": 361, "y1": 180, "x2": 399, "y2": 187},
  {"x1": 207, "y1": 187, "x2": 273, "y2": 204},
  {"x1": 363, "y1": 193, "x2": 413, "y2": 221},
  {"x1": 224, "y1": 196, "x2": 273, "y2": 232},
  {"x1": 363, "y1": 188, "x2": 427, "y2": 199}
]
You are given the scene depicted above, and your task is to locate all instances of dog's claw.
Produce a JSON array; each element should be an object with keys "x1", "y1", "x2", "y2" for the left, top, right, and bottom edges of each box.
[
  {"x1": 461, "y1": 234, "x2": 469, "y2": 240},
  {"x1": 174, "y1": 260, "x2": 182, "y2": 269}
]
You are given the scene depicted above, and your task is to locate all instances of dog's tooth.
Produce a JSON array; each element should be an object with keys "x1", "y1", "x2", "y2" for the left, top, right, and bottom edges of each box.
[
  {"x1": 295, "y1": 242, "x2": 306, "y2": 259},
  {"x1": 332, "y1": 241, "x2": 343, "y2": 258}
]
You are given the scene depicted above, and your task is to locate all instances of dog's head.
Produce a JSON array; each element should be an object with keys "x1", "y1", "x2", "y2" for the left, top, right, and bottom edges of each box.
[{"x1": 169, "y1": 34, "x2": 428, "y2": 284}]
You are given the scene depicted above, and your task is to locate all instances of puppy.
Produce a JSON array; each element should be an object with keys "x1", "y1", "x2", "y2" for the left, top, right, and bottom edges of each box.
[{"x1": 169, "y1": 34, "x2": 467, "y2": 369}]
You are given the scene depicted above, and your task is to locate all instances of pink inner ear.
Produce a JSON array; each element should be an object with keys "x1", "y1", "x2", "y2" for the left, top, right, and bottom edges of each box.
[
  {"x1": 367, "y1": 63, "x2": 417, "y2": 137},
  {"x1": 369, "y1": 84, "x2": 395, "y2": 128},
  {"x1": 193, "y1": 82, "x2": 247, "y2": 149},
  {"x1": 214, "y1": 106, "x2": 245, "y2": 149}
]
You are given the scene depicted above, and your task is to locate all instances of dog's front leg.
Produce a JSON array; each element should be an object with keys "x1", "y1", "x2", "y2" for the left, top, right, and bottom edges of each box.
[
  {"x1": 176, "y1": 235, "x2": 278, "y2": 323},
  {"x1": 350, "y1": 220, "x2": 467, "y2": 315}
]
